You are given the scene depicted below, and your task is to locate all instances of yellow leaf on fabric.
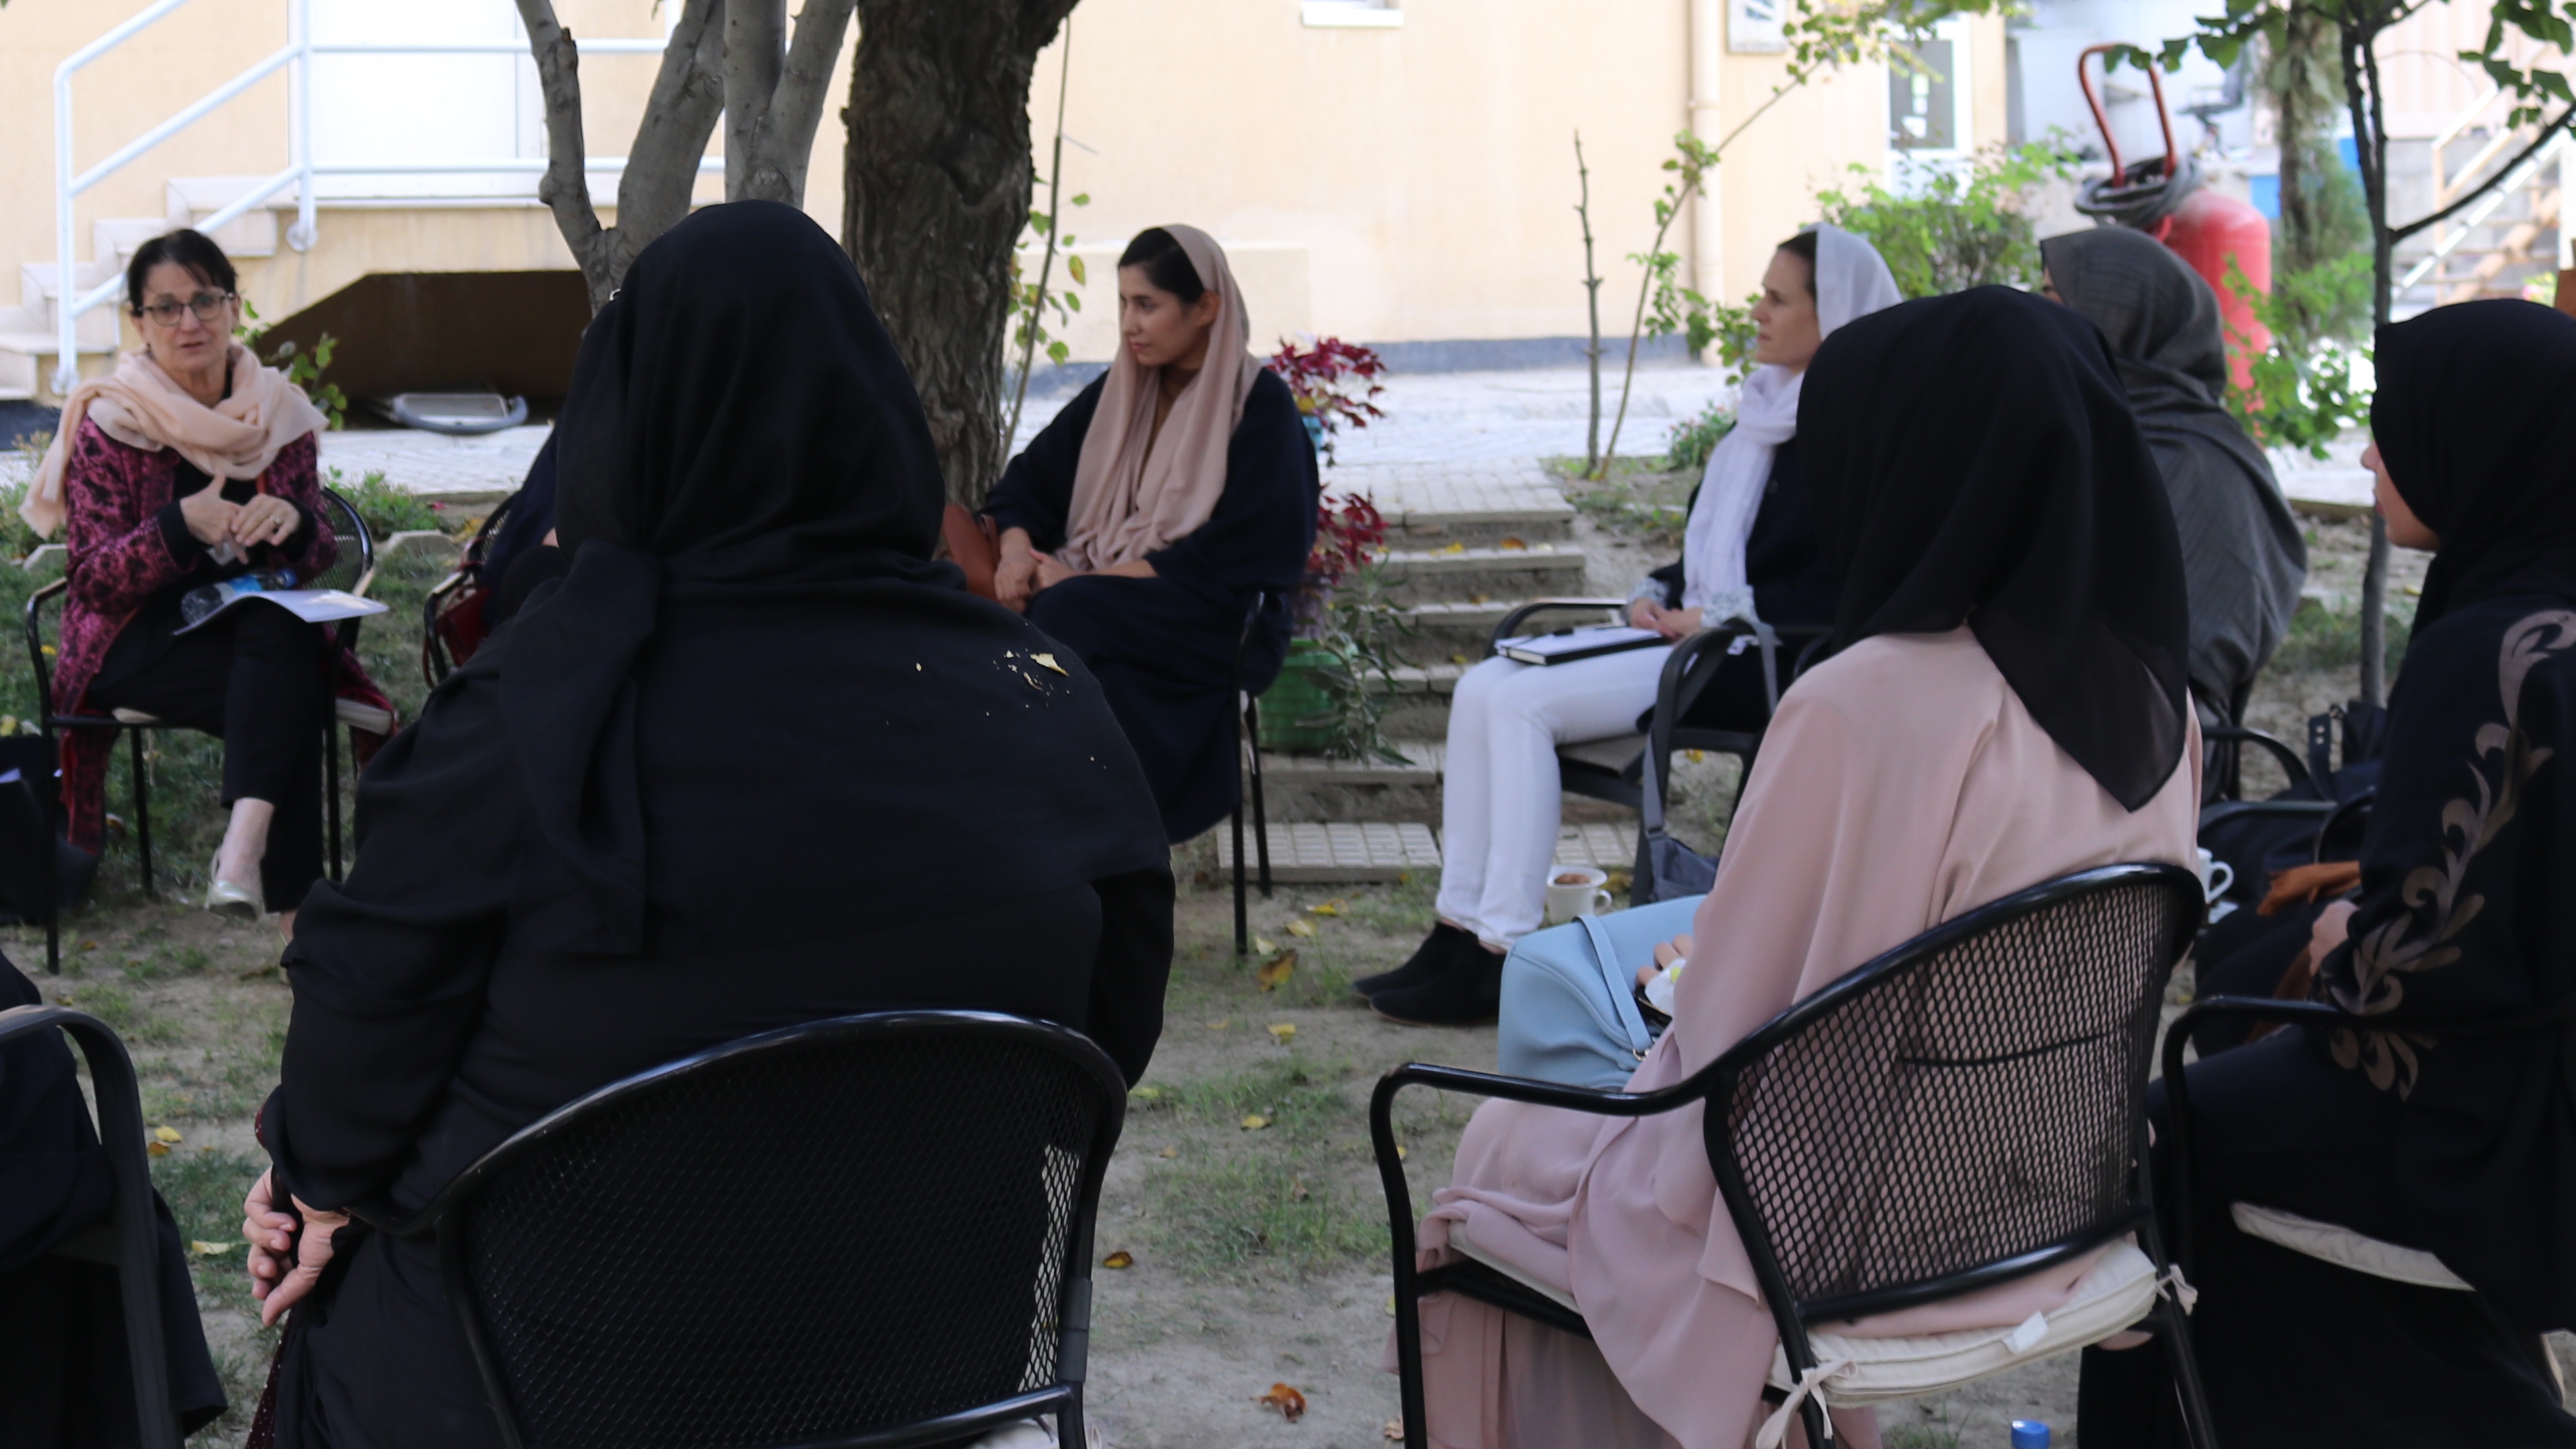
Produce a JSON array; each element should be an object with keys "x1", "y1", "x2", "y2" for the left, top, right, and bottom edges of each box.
[
  {"x1": 1286, "y1": 918, "x2": 1316, "y2": 938},
  {"x1": 1268, "y1": 1023, "x2": 1296, "y2": 1042},
  {"x1": 1033, "y1": 652, "x2": 1068, "y2": 675},
  {"x1": 151, "y1": 1126, "x2": 182, "y2": 1144},
  {"x1": 189, "y1": 1240, "x2": 229, "y2": 1256},
  {"x1": 1101, "y1": 1250, "x2": 1134, "y2": 1269},
  {"x1": 1240, "y1": 1114, "x2": 1270, "y2": 1130},
  {"x1": 1256, "y1": 950, "x2": 1296, "y2": 991}
]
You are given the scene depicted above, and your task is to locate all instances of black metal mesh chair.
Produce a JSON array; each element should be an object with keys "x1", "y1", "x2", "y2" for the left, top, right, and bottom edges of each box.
[
  {"x1": 1372, "y1": 863, "x2": 2218, "y2": 1448},
  {"x1": 1231, "y1": 591, "x2": 1274, "y2": 954},
  {"x1": 0, "y1": 1004, "x2": 181, "y2": 1449},
  {"x1": 354, "y1": 1011, "x2": 1127, "y2": 1449},
  {"x1": 23, "y1": 487, "x2": 377, "y2": 971}
]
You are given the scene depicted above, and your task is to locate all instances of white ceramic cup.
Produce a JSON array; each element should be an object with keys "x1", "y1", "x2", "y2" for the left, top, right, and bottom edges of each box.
[
  {"x1": 2195, "y1": 847, "x2": 2234, "y2": 907},
  {"x1": 1544, "y1": 866, "x2": 1614, "y2": 925}
]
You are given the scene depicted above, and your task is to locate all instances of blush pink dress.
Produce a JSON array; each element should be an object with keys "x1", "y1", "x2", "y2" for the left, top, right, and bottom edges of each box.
[{"x1": 1389, "y1": 629, "x2": 2201, "y2": 1449}]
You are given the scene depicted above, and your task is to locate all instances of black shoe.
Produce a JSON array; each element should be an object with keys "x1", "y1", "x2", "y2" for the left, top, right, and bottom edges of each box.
[
  {"x1": 1355, "y1": 922, "x2": 1479, "y2": 998},
  {"x1": 1371, "y1": 946, "x2": 1505, "y2": 1027}
]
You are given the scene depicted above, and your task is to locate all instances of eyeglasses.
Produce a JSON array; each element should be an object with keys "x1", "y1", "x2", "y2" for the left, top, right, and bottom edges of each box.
[{"x1": 134, "y1": 291, "x2": 236, "y2": 326}]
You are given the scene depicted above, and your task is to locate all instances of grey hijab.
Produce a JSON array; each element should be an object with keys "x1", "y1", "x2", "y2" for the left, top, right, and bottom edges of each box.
[{"x1": 2042, "y1": 226, "x2": 2308, "y2": 711}]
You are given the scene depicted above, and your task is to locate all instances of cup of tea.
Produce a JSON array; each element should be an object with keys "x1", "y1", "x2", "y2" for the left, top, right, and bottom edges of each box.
[
  {"x1": 2195, "y1": 846, "x2": 2234, "y2": 908},
  {"x1": 1544, "y1": 866, "x2": 1614, "y2": 925}
]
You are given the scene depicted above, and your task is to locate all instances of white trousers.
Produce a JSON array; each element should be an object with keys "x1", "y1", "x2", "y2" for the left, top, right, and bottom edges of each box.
[{"x1": 1435, "y1": 647, "x2": 1671, "y2": 948}]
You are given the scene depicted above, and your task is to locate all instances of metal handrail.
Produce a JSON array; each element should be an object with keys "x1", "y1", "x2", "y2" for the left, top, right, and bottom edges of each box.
[
  {"x1": 50, "y1": 0, "x2": 685, "y2": 391},
  {"x1": 2399, "y1": 128, "x2": 2571, "y2": 291}
]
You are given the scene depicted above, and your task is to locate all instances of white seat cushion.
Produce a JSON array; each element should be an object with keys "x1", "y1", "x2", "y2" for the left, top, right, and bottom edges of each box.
[
  {"x1": 1764, "y1": 1240, "x2": 2162, "y2": 1406},
  {"x1": 109, "y1": 708, "x2": 161, "y2": 726},
  {"x1": 2228, "y1": 1202, "x2": 2471, "y2": 1290},
  {"x1": 336, "y1": 699, "x2": 394, "y2": 735},
  {"x1": 1446, "y1": 1219, "x2": 1578, "y2": 1313}
]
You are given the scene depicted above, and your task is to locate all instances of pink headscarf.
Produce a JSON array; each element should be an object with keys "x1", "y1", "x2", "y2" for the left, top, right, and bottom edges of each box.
[
  {"x1": 1058, "y1": 225, "x2": 1260, "y2": 571},
  {"x1": 23, "y1": 342, "x2": 326, "y2": 538}
]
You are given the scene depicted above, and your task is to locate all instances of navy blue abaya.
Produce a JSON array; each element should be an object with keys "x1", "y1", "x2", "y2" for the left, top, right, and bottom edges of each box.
[{"x1": 989, "y1": 369, "x2": 1319, "y2": 843}]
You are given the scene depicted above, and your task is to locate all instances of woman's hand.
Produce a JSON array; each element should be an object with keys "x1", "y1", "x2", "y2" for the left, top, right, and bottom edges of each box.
[
  {"x1": 995, "y1": 528, "x2": 1040, "y2": 612},
  {"x1": 1650, "y1": 607, "x2": 1705, "y2": 641},
  {"x1": 230, "y1": 495, "x2": 301, "y2": 551},
  {"x1": 1637, "y1": 932, "x2": 1697, "y2": 991},
  {"x1": 242, "y1": 1168, "x2": 350, "y2": 1326},
  {"x1": 177, "y1": 487, "x2": 242, "y2": 547},
  {"x1": 1629, "y1": 599, "x2": 1667, "y2": 632},
  {"x1": 2310, "y1": 900, "x2": 2359, "y2": 968},
  {"x1": 1033, "y1": 553, "x2": 1079, "y2": 593}
]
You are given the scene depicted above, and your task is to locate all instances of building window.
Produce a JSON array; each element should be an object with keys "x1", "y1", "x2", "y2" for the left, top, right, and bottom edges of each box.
[
  {"x1": 1887, "y1": 17, "x2": 1973, "y2": 163},
  {"x1": 1301, "y1": 1, "x2": 1402, "y2": 28}
]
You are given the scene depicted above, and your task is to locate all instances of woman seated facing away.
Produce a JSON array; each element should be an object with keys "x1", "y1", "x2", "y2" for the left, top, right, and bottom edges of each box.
[
  {"x1": 1, "y1": 958, "x2": 224, "y2": 1444},
  {"x1": 26, "y1": 228, "x2": 391, "y2": 931},
  {"x1": 2040, "y1": 227, "x2": 2306, "y2": 730},
  {"x1": 1391, "y1": 287, "x2": 2200, "y2": 1449},
  {"x1": 985, "y1": 225, "x2": 1319, "y2": 844},
  {"x1": 2081, "y1": 301, "x2": 2576, "y2": 1447},
  {"x1": 1362, "y1": 226, "x2": 1901, "y2": 1027},
  {"x1": 236, "y1": 203, "x2": 1175, "y2": 1448}
]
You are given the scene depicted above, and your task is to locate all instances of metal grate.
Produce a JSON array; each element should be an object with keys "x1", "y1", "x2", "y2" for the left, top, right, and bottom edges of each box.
[
  {"x1": 452, "y1": 1033, "x2": 1105, "y2": 1449},
  {"x1": 1712, "y1": 877, "x2": 2197, "y2": 1310}
]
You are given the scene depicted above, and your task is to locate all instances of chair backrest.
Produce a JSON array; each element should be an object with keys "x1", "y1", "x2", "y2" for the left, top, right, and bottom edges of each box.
[
  {"x1": 415, "y1": 1011, "x2": 1127, "y2": 1449},
  {"x1": 312, "y1": 487, "x2": 373, "y2": 595},
  {"x1": 1704, "y1": 863, "x2": 2201, "y2": 1325}
]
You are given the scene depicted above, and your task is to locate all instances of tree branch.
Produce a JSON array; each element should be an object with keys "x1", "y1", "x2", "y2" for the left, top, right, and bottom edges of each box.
[
  {"x1": 513, "y1": 0, "x2": 607, "y2": 299},
  {"x1": 2389, "y1": 105, "x2": 2576, "y2": 241},
  {"x1": 727, "y1": 0, "x2": 787, "y2": 200},
  {"x1": 745, "y1": 0, "x2": 858, "y2": 203},
  {"x1": 610, "y1": 0, "x2": 726, "y2": 291}
]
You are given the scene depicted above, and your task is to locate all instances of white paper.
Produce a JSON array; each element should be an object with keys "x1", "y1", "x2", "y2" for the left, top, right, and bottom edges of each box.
[
  {"x1": 174, "y1": 584, "x2": 390, "y2": 634},
  {"x1": 1494, "y1": 624, "x2": 1663, "y2": 660}
]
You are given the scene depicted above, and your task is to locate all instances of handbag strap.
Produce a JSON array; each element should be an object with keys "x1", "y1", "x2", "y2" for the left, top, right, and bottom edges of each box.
[{"x1": 1577, "y1": 910, "x2": 1654, "y2": 1058}]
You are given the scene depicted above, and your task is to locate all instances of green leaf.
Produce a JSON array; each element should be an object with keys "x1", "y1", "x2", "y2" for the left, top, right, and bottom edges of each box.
[
  {"x1": 1070, "y1": 192, "x2": 1090, "y2": 206},
  {"x1": 1067, "y1": 254, "x2": 1087, "y2": 286},
  {"x1": 1046, "y1": 341, "x2": 1071, "y2": 364}
]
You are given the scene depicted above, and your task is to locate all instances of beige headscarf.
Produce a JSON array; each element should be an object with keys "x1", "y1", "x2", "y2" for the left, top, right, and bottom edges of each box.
[
  {"x1": 23, "y1": 341, "x2": 327, "y2": 538},
  {"x1": 1058, "y1": 225, "x2": 1260, "y2": 570}
]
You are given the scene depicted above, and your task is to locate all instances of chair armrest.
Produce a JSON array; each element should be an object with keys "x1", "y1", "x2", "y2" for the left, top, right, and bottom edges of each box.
[
  {"x1": 25, "y1": 577, "x2": 66, "y2": 709},
  {"x1": 1489, "y1": 598, "x2": 1630, "y2": 654},
  {"x1": 2203, "y1": 723, "x2": 2309, "y2": 789}
]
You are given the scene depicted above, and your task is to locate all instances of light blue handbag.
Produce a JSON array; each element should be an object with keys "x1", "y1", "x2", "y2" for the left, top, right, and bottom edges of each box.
[{"x1": 1495, "y1": 896, "x2": 1705, "y2": 1089}]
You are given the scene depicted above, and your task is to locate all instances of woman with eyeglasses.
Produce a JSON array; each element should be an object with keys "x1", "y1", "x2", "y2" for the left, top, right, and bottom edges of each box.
[{"x1": 22, "y1": 228, "x2": 389, "y2": 934}]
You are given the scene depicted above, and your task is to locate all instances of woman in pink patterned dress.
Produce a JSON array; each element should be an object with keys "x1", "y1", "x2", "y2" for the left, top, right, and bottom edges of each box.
[{"x1": 25, "y1": 229, "x2": 387, "y2": 932}]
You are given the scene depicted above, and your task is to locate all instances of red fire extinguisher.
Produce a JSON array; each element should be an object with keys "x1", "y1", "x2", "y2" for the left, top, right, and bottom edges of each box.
[{"x1": 2076, "y1": 44, "x2": 2272, "y2": 389}]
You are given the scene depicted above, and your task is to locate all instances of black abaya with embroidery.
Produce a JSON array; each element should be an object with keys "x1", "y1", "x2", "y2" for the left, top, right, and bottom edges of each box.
[
  {"x1": 987, "y1": 372, "x2": 1318, "y2": 844},
  {"x1": 256, "y1": 203, "x2": 1174, "y2": 1448},
  {"x1": 2081, "y1": 301, "x2": 2576, "y2": 1444}
]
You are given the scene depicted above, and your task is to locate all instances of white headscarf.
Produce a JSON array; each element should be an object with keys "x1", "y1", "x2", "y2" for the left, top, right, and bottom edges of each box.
[{"x1": 1678, "y1": 224, "x2": 1902, "y2": 619}]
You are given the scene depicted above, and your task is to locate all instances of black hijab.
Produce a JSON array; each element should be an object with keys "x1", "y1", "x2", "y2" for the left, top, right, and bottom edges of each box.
[
  {"x1": 2374, "y1": 300, "x2": 2576, "y2": 637},
  {"x1": 2042, "y1": 227, "x2": 2306, "y2": 703},
  {"x1": 509, "y1": 201, "x2": 1162, "y2": 952},
  {"x1": 1799, "y1": 286, "x2": 2192, "y2": 811}
]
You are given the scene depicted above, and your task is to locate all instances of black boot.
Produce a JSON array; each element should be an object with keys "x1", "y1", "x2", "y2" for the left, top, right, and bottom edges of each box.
[
  {"x1": 1354, "y1": 921, "x2": 1479, "y2": 998},
  {"x1": 1371, "y1": 943, "x2": 1505, "y2": 1027}
]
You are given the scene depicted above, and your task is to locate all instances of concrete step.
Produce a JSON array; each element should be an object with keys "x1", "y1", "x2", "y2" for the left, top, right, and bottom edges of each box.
[
  {"x1": 1256, "y1": 742, "x2": 1442, "y2": 822},
  {"x1": 0, "y1": 331, "x2": 115, "y2": 404},
  {"x1": 95, "y1": 217, "x2": 172, "y2": 277},
  {"x1": 1374, "y1": 543, "x2": 1588, "y2": 605},
  {"x1": 1330, "y1": 459, "x2": 1579, "y2": 548},
  {"x1": 16, "y1": 265, "x2": 120, "y2": 348},
  {"x1": 166, "y1": 179, "x2": 284, "y2": 258}
]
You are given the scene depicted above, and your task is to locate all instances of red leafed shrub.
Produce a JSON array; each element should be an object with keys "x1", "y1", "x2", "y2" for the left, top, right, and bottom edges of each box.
[
  {"x1": 1265, "y1": 336, "x2": 1387, "y2": 464},
  {"x1": 1308, "y1": 491, "x2": 1387, "y2": 593}
]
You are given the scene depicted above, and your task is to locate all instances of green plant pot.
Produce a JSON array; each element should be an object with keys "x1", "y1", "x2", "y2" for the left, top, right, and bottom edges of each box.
[{"x1": 1258, "y1": 640, "x2": 1341, "y2": 753}]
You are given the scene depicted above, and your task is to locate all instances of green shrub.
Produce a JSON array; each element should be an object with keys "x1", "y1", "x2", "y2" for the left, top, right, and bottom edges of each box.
[
  {"x1": 1813, "y1": 140, "x2": 2081, "y2": 298},
  {"x1": 1663, "y1": 403, "x2": 1736, "y2": 473},
  {"x1": 326, "y1": 467, "x2": 451, "y2": 540}
]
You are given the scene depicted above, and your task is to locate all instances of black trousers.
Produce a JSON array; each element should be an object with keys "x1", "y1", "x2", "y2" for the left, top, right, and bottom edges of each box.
[
  {"x1": 86, "y1": 601, "x2": 330, "y2": 913},
  {"x1": 2078, "y1": 1032, "x2": 2575, "y2": 1445}
]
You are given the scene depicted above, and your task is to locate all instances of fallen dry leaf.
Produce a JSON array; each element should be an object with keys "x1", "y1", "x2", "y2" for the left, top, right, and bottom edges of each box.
[
  {"x1": 1240, "y1": 1113, "x2": 1271, "y2": 1131},
  {"x1": 1268, "y1": 1023, "x2": 1297, "y2": 1042},
  {"x1": 1309, "y1": 899, "x2": 1345, "y2": 917},
  {"x1": 1385, "y1": 1421, "x2": 1407, "y2": 1442},
  {"x1": 1101, "y1": 1250, "x2": 1134, "y2": 1269},
  {"x1": 1396, "y1": 1144, "x2": 1408, "y2": 1160},
  {"x1": 1256, "y1": 950, "x2": 1297, "y2": 991},
  {"x1": 1286, "y1": 918, "x2": 1316, "y2": 938},
  {"x1": 189, "y1": 1240, "x2": 229, "y2": 1257},
  {"x1": 146, "y1": 1142, "x2": 170, "y2": 1157},
  {"x1": 1254, "y1": 936, "x2": 1278, "y2": 954},
  {"x1": 1436, "y1": 541, "x2": 1467, "y2": 556},
  {"x1": 1289, "y1": 1177, "x2": 1310, "y2": 1201},
  {"x1": 1158, "y1": 1144, "x2": 1179, "y2": 1158},
  {"x1": 150, "y1": 1126, "x2": 182, "y2": 1145},
  {"x1": 1256, "y1": 1383, "x2": 1307, "y2": 1422},
  {"x1": 1207, "y1": 1018, "x2": 1230, "y2": 1030},
  {"x1": 1385, "y1": 1294, "x2": 1399, "y2": 1316},
  {"x1": 1032, "y1": 652, "x2": 1068, "y2": 675},
  {"x1": 1499, "y1": 536, "x2": 1528, "y2": 550},
  {"x1": 1130, "y1": 1085, "x2": 1161, "y2": 1100}
]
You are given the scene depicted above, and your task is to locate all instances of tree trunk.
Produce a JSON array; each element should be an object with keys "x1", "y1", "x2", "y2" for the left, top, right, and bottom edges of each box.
[
  {"x1": 844, "y1": 0, "x2": 1079, "y2": 507},
  {"x1": 2344, "y1": 15, "x2": 2395, "y2": 707}
]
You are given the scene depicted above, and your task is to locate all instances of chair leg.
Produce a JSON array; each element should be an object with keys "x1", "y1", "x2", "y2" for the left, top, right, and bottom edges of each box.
[
  {"x1": 324, "y1": 717, "x2": 343, "y2": 882},
  {"x1": 2153, "y1": 1295, "x2": 2223, "y2": 1448},
  {"x1": 1246, "y1": 697, "x2": 1271, "y2": 899},
  {"x1": 1232, "y1": 798, "x2": 1250, "y2": 957},
  {"x1": 128, "y1": 730, "x2": 152, "y2": 897}
]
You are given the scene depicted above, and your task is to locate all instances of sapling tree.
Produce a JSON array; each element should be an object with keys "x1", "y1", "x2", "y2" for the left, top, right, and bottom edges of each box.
[{"x1": 2128, "y1": 0, "x2": 2576, "y2": 703}]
